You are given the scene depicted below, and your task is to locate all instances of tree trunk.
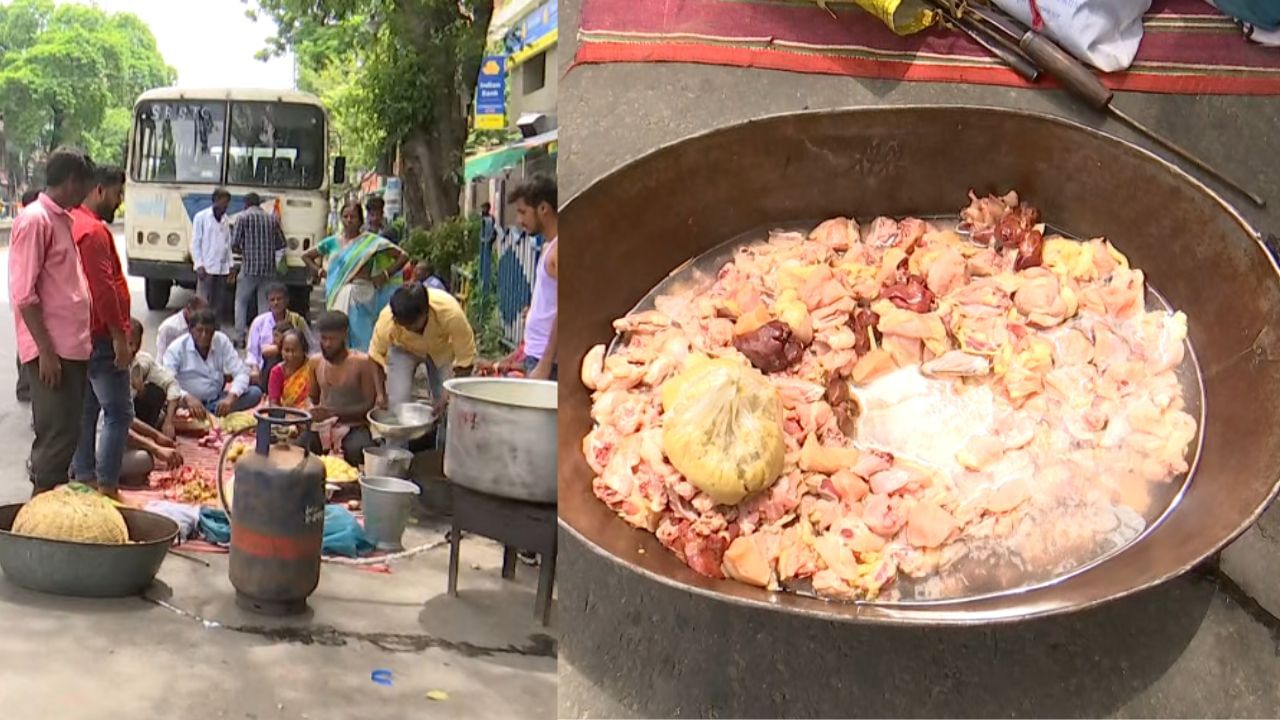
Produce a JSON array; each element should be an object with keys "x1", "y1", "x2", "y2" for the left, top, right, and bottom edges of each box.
[{"x1": 393, "y1": 0, "x2": 493, "y2": 229}]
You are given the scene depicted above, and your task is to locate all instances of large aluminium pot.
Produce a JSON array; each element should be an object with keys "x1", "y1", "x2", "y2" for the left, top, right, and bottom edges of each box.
[
  {"x1": 558, "y1": 106, "x2": 1280, "y2": 625},
  {"x1": 443, "y1": 378, "x2": 558, "y2": 504}
]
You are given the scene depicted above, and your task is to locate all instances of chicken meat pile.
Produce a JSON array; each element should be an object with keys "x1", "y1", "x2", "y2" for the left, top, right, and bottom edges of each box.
[{"x1": 580, "y1": 191, "x2": 1199, "y2": 601}]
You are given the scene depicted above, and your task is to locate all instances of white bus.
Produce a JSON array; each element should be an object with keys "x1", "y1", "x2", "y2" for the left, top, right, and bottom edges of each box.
[{"x1": 124, "y1": 87, "x2": 346, "y2": 314}]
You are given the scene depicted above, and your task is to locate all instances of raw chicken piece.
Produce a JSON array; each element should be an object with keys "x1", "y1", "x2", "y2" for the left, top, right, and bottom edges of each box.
[
  {"x1": 1014, "y1": 268, "x2": 1078, "y2": 328},
  {"x1": 907, "y1": 501, "x2": 960, "y2": 548},
  {"x1": 810, "y1": 217, "x2": 860, "y2": 250},
  {"x1": 723, "y1": 534, "x2": 776, "y2": 588}
]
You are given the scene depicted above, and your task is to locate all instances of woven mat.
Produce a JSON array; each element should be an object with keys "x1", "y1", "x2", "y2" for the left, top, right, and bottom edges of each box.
[{"x1": 576, "y1": 0, "x2": 1280, "y2": 94}]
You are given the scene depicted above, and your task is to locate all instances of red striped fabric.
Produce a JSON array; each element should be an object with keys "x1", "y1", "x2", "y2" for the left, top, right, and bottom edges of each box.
[{"x1": 575, "y1": 0, "x2": 1280, "y2": 95}]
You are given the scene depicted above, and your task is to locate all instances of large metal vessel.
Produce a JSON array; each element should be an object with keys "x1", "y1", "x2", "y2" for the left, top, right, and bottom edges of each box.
[
  {"x1": 558, "y1": 106, "x2": 1280, "y2": 625},
  {"x1": 226, "y1": 408, "x2": 327, "y2": 615},
  {"x1": 443, "y1": 378, "x2": 558, "y2": 504}
]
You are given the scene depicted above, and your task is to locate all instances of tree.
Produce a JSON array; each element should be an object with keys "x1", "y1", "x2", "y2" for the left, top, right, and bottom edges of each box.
[
  {"x1": 251, "y1": 0, "x2": 495, "y2": 227},
  {"x1": 0, "y1": 0, "x2": 174, "y2": 184}
]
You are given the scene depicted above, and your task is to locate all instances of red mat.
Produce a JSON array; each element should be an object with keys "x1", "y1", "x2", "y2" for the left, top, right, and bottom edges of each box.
[
  {"x1": 119, "y1": 433, "x2": 395, "y2": 573},
  {"x1": 575, "y1": 0, "x2": 1280, "y2": 94}
]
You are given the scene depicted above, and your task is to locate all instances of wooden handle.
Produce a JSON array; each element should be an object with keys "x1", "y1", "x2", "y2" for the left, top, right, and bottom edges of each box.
[{"x1": 1018, "y1": 33, "x2": 1113, "y2": 110}]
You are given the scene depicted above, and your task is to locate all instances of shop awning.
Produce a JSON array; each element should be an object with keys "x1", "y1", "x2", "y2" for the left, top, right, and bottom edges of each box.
[
  {"x1": 464, "y1": 146, "x2": 529, "y2": 181},
  {"x1": 464, "y1": 129, "x2": 558, "y2": 180}
]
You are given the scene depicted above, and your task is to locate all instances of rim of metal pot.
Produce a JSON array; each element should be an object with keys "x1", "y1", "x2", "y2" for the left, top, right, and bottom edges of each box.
[
  {"x1": 558, "y1": 104, "x2": 1280, "y2": 626},
  {"x1": 443, "y1": 377, "x2": 559, "y2": 410}
]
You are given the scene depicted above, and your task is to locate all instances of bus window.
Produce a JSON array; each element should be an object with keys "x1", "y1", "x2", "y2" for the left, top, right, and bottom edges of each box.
[
  {"x1": 227, "y1": 102, "x2": 324, "y2": 191},
  {"x1": 131, "y1": 101, "x2": 225, "y2": 183}
]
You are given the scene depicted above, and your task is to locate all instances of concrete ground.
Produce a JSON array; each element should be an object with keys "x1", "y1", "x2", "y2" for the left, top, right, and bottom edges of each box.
[
  {"x1": 0, "y1": 250, "x2": 556, "y2": 718},
  {"x1": 556, "y1": 0, "x2": 1280, "y2": 717}
]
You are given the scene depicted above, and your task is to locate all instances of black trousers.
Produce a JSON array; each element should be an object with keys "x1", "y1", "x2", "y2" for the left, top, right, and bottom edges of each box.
[
  {"x1": 15, "y1": 356, "x2": 29, "y2": 402},
  {"x1": 27, "y1": 358, "x2": 88, "y2": 490},
  {"x1": 299, "y1": 425, "x2": 376, "y2": 468},
  {"x1": 134, "y1": 382, "x2": 167, "y2": 430}
]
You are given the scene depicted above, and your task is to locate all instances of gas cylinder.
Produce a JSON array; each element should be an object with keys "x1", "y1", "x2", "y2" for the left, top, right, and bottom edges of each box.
[{"x1": 227, "y1": 408, "x2": 327, "y2": 616}]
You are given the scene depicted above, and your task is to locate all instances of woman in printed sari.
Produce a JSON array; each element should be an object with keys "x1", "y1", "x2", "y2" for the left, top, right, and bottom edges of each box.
[
  {"x1": 303, "y1": 200, "x2": 409, "y2": 350},
  {"x1": 267, "y1": 330, "x2": 314, "y2": 409}
]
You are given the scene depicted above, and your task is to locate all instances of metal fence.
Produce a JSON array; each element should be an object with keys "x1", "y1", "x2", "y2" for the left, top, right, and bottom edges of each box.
[{"x1": 486, "y1": 226, "x2": 544, "y2": 349}]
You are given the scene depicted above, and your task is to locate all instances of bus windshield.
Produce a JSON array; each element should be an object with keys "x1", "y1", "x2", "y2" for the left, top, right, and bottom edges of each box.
[{"x1": 130, "y1": 99, "x2": 325, "y2": 191}]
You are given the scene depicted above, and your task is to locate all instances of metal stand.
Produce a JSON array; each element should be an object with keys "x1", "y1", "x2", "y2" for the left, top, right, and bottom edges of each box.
[{"x1": 446, "y1": 484, "x2": 557, "y2": 626}]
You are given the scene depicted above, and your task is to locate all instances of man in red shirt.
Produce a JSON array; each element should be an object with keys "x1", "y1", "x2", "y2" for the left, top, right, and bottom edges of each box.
[
  {"x1": 9, "y1": 149, "x2": 95, "y2": 494},
  {"x1": 70, "y1": 166, "x2": 132, "y2": 498}
]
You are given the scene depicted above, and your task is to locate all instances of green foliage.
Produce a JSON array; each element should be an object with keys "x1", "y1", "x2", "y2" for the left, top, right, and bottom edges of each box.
[
  {"x1": 251, "y1": 0, "x2": 495, "y2": 225},
  {"x1": 401, "y1": 214, "x2": 481, "y2": 281},
  {"x1": 0, "y1": 0, "x2": 174, "y2": 184},
  {"x1": 465, "y1": 255, "x2": 506, "y2": 358}
]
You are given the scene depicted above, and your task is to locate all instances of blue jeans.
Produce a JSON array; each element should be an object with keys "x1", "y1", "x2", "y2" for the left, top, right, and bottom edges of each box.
[
  {"x1": 234, "y1": 275, "x2": 273, "y2": 341},
  {"x1": 72, "y1": 338, "x2": 134, "y2": 489},
  {"x1": 202, "y1": 385, "x2": 264, "y2": 415},
  {"x1": 523, "y1": 355, "x2": 558, "y2": 380}
]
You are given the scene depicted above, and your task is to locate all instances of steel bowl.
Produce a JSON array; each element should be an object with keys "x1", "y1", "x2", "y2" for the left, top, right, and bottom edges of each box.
[
  {"x1": 0, "y1": 504, "x2": 179, "y2": 597},
  {"x1": 558, "y1": 105, "x2": 1280, "y2": 625},
  {"x1": 368, "y1": 402, "x2": 437, "y2": 443}
]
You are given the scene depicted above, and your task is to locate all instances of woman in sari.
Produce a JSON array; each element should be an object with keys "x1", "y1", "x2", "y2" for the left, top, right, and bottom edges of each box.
[
  {"x1": 304, "y1": 200, "x2": 409, "y2": 350},
  {"x1": 267, "y1": 330, "x2": 314, "y2": 409}
]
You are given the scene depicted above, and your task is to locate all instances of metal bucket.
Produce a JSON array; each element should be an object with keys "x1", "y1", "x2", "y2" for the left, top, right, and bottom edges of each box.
[
  {"x1": 0, "y1": 504, "x2": 178, "y2": 597},
  {"x1": 558, "y1": 106, "x2": 1280, "y2": 625},
  {"x1": 443, "y1": 378, "x2": 558, "y2": 503},
  {"x1": 364, "y1": 447, "x2": 414, "y2": 479},
  {"x1": 359, "y1": 476, "x2": 421, "y2": 551}
]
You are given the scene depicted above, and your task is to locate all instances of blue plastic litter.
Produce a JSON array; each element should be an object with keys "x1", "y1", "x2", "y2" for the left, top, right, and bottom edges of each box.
[
  {"x1": 371, "y1": 669, "x2": 393, "y2": 686},
  {"x1": 195, "y1": 505, "x2": 374, "y2": 557},
  {"x1": 323, "y1": 505, "x2": 375, "y2": 558},
  {"x1": 198, "y1": 507, "x2": 231, "y2": 546}
]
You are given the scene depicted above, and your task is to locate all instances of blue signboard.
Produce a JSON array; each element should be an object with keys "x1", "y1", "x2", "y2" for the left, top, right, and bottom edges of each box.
[
  {"x1": 507, "y1": 0, "x2": 558, "y2": 64},
  {"x1": 475, "y1": 55, "x2": 507, "y2": 130}
]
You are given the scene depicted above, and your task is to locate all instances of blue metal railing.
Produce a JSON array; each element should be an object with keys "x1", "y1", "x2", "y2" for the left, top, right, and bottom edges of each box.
[{"x1": 484, "y1": 226, "x2": 543, "y2": 349}]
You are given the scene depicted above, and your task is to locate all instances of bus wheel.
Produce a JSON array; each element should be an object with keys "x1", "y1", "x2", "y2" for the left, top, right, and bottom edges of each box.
[
  {"x1": 145, "y1": 279, "x2": 172, "y2": 311},
  {"x1": 288, "y1": 285, "x2": 314, "y2": 319}
]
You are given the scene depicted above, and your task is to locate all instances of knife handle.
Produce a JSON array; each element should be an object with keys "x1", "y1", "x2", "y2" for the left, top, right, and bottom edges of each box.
[{"x1": 1018, "y1": 32, "x2": 1114, "y2": 109}]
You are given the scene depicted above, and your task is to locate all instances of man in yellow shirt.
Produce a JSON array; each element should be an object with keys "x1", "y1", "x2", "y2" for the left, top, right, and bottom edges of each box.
[{"x1": 369, "y1": 283, "x2": 476, "y2": 418}]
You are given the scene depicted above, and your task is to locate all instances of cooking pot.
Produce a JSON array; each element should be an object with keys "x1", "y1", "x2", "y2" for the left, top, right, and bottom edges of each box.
[
  {"x1": 443, "y1": 377, "x2": 558, "y2": 504},
  {"x1": 558, "y1": 106, "x2": 1280, "y2": 625}
]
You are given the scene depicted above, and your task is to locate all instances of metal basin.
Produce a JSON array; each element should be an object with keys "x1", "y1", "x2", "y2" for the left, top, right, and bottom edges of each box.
[
  {"x1": 558, "y1": 106, "x2": 1280, "y2": 625},
  {"x1": 443, "y1": 377, "x2": 558, "y2": 504},
  {"x1": 0, "y1": 504, "x2": 178, "y2": 598},
  {"x1": 368, "y1": 402, "x2": 437, "y2": 443}
]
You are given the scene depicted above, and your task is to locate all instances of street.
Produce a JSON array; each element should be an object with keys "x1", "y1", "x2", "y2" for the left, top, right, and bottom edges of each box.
[{"x1": 0, "y1": 233, "x2": 557, "y2": 719}]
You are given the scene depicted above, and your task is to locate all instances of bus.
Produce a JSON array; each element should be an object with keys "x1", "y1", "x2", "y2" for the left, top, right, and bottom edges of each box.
[{"x1": 124, "y1": 87, "x2": 346, "y2": 314}]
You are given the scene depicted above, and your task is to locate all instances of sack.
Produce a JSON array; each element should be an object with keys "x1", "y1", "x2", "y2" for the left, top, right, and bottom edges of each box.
[
  {"x1": 660, "y1": 356, "x2": 786, "y2": 506},
  {"x1": 991, "y1": 0, "x2": 1150, "y2": 72}
]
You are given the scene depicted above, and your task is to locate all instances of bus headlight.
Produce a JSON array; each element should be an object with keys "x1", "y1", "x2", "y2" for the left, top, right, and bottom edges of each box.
[
  {"x1": 287, "y1": 237, "x2": 300, "y2": 250},
  {"x1": 146, "y1": 232, "x2": 160, "y2": 245},
  {"x1": 166, "y1": 233, "x2": 181, "y2": 246}
]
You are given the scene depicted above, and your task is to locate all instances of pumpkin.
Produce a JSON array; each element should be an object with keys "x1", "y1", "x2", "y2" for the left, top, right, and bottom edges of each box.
[{"x1": 13, "y1": 483, "x2": 129, "y2": 545}]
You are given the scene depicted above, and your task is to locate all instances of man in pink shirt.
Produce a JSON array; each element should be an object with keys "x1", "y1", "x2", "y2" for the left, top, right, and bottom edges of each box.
[{"x1": 9, "y1": 148, "x2": 96, "y2": 494}]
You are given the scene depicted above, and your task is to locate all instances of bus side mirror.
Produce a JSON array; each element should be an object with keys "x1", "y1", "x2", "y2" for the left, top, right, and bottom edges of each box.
[{"x1": 333, "y1": 156, "x2": 347, "y2": 186}]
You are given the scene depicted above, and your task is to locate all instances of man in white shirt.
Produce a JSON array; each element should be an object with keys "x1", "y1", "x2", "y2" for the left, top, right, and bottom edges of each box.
[
  {"x1": 191, "y1": 188, "x2": 233, "y2": 316},
  {"x1": 156, "y1": 294, "x2": 208, "y2": 360},
  {"x1": 162, "y1": 308, "x2": 261, "y2": 418}
]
